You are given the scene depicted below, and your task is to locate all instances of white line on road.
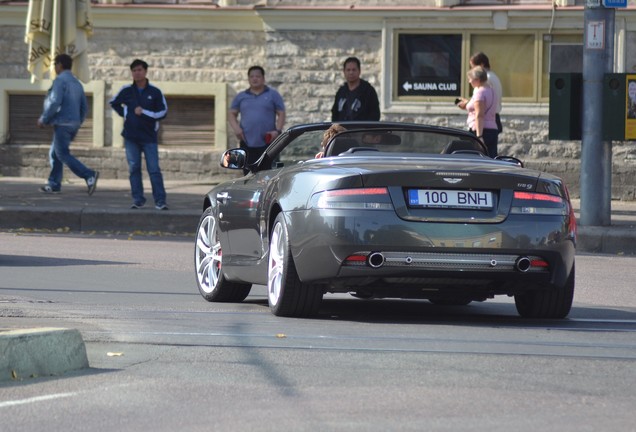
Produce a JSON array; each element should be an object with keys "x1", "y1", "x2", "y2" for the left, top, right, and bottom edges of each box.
[
  {"x1": 0, "y1": 392, "x2": 78, "y2": 408},
  {"x1": 570, "y1": 318, "x2": 636, "y2": 324}
]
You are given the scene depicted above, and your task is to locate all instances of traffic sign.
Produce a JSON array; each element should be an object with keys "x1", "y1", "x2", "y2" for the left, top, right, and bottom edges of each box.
[{"x1": 602, "y1": 0, "x2": 627, "y2": 7}]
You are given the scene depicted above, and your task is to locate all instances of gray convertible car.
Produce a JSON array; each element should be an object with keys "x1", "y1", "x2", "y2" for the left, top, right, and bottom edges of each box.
[{"x1": 194, "y1": 122, "x2": 576, "y2": 318}]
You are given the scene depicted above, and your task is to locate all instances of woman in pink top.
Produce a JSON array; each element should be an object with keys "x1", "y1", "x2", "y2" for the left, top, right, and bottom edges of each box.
[{"x1": 457, "y1": 66, "x2": 499, "y2": 157}]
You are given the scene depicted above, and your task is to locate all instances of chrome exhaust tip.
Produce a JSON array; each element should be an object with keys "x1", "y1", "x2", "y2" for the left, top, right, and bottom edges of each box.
[
  {"x1": 368, "y1": 252, "x2": 385, "y2": 268},
  {"x1": 515, "y1": 256, "x2": 531, "y2": 273}
]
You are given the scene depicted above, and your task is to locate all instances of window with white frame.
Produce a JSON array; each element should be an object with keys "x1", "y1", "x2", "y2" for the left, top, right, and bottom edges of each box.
[{"x1": 393, "y1": 31, "x2": 583, "y2": 104}]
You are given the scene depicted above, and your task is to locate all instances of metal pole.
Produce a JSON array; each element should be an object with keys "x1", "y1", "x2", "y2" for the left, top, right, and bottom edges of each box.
[
  {"x1": 603, "y1": 8, "x2": 615, "y2": 222},
  {"x1": 580, "y1": 6, "x2": 614, "y2": 226}
]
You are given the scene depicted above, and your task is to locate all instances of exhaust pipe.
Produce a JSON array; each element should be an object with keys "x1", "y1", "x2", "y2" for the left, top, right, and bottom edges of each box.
[
  {"x1": 368, "y1": 252, "x2": 385, "y2": 268},
  {"x1": 515, "y1": 256, "x2": 531, "y2": 273}
]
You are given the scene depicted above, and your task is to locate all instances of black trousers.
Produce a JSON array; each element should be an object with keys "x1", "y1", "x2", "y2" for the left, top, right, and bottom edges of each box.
[
  {"x1": 469, "y1": 128, "x2": 499, "y2": 158},
  {"x1": 240, "y1": 142, "x2": 267, "y2": 175}
]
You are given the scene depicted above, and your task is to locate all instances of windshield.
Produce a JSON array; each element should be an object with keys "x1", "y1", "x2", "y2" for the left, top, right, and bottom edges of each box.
[{"x1": 271, "y1": 126, "x2": 485, "y2": 169}]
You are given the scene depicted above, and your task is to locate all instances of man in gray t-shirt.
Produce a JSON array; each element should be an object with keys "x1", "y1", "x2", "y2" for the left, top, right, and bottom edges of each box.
[{"x1": 229, "y1": 66, "x2": 286, "y2": 173}]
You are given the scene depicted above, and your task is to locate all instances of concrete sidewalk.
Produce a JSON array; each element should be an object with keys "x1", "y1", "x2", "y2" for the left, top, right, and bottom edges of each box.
[
  {"x1": 0, "y1": 176, "x2": 212, "y2": 234},
  {"x1": 1, "y1": 175, "x2": 635, "y2": 254}
]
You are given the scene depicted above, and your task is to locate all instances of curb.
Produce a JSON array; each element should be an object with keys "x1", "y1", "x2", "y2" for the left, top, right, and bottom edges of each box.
[
  {"x1": 0, "y1": 328, "x2": 89, "y2": 382},
  {"x1": 577, "y1": 226, "x2": 636, "y2": 255},
  {"x1": 0, "y1": 206, "x2": 201, "y2": 234}
]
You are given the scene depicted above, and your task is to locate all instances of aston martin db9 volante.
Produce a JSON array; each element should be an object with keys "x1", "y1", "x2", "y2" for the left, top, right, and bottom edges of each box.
[{"x1": 194, "y1": 122, "x2": 576, "y2": 318}]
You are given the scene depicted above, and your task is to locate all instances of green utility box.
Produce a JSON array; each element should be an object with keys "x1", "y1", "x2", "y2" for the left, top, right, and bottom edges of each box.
[
  {"x1": 549, "y1": 72, "x2": 631, "y2": 141},
  {"x1": 549, "y1": 73, "x2": 582, "y2": 140},
  {"x1": 602, "y1": 73, "x2": 627, "y2": 141}
]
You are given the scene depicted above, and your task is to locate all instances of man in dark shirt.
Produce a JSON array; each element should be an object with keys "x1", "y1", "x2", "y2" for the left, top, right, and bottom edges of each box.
[
  {"x1": 110, "y1": 59, "x2": 169, "y2": 210},
  {"x1": 331, "y1": 57, "x2": 380, "y2": 122}
]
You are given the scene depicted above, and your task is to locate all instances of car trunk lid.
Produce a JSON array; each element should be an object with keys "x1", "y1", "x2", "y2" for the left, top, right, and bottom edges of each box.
[{"x1": 335, "y1": 156, "x2": 545, "y2": 223}]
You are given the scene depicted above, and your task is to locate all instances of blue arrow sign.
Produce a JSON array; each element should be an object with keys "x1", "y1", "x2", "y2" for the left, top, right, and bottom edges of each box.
[{"x1": 602, "y1": 0, "x2": 627, "y2": 7}]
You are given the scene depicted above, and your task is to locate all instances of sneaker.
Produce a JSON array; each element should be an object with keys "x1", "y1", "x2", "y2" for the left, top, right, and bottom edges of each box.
[
  {"x1": 86, "y1": 171, "x2": 99, "y2": 195},
  {"x1": 155, "y1": 203, "x2": 169, "y2": 211},
  {"x1": 39, "y1": 185, "x2": 60, "y2": 194},
  {"x1": 130, "y1": 202, "x2": 145, "y2": 209}
]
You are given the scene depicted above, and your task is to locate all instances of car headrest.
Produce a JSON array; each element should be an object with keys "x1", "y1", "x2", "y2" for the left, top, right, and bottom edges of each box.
[
  {"x1": 442, "y1": 140, "x2": 487, "y2": 155},
  {"x1": 325, "y1": 138, "x2": 359, "y2": 157}
]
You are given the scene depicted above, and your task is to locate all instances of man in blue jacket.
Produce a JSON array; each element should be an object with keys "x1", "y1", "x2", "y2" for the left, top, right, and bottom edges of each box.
[
  {"x1": 110, "y1": 59, "x2": 169, "y2": 210},
  {"x1": 38, "y1": 54, "x2": 99, "y2": 195}
]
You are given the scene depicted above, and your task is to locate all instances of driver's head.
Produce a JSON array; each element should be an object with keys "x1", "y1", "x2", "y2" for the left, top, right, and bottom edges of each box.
[{"x1": 321, "y1": 123, "x2": 347, "y2": 149}]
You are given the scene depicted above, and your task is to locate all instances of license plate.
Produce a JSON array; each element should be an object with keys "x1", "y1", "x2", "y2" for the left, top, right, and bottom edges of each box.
[{"x1": 408, "y1": 189, "x2": 493, "y2": 209}]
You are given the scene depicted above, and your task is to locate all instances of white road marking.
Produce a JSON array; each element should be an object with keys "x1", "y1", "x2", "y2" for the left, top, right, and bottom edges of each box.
[{"x1": 0, "y1": 392, "x2": 78, "y2": 408}]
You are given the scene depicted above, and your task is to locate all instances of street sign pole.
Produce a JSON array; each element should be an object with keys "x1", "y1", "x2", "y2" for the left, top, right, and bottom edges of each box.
[{"x1": 580, "y1": 5, "x2": 615, "y2": 226}]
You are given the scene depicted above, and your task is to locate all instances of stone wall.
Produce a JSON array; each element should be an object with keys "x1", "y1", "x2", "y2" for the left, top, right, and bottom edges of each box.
[{"x1": 263, "y1": 30, "x2": 383, "y2": 127}]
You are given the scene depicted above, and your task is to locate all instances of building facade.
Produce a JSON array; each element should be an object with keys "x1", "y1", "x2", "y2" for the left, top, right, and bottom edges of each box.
[{"x1": 1, "y1": 0, "x2": 635, "y2": 198}]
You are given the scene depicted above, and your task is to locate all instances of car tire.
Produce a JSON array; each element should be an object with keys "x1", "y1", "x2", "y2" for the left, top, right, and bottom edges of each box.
[
  {"x1": 514, "y1": 264, "x2": 575, "y2": 319},
  {"x1": 195, "y1": 207, "x2": 252, "y2": 302},
  {"x1": 268, "y1": 213, "x2": 323, "y2": 317}
]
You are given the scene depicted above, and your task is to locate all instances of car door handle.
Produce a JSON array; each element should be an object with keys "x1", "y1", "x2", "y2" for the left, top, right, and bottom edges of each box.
[{"x1": 216, "y1": 192, "x2": 230, "y2": 204}]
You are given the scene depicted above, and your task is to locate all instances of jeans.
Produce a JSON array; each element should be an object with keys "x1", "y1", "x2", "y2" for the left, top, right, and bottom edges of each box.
[
  {"x1": 124, "y1": 139, "x2": 167, "y2": 206},
  {"x1": 47, "y1": 125, "x2": 94, "y2": 190}
]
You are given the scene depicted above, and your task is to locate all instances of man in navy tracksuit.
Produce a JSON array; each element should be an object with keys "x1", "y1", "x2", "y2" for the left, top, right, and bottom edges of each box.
[{"x1": 110, "y1": 59, "x2": 169, "y2": 210}]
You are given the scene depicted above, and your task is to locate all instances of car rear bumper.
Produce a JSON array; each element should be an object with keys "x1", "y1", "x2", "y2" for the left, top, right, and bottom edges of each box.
[{"x1": 287, "y1": 209, "x2": 575, "y2": 289}]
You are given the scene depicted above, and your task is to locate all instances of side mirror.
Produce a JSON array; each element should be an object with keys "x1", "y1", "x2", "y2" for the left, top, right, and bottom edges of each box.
[{"x1": 220, "y1": 149, "x2": 246, "y2": 170}]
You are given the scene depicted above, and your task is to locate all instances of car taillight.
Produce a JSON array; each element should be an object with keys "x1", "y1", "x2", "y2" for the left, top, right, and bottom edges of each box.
[
  {"x1": 343, "y1": 254, "x2": 368, "y2": 266},
  {"x1": 310, "y1": 187, "x2": 393, "y2": 210},
  {"x1": 564, "y1": 186, "x2": 577, "y2": 238},
  {"x1": 510, "y1": 191, "x2": 567, "y2": 216}
]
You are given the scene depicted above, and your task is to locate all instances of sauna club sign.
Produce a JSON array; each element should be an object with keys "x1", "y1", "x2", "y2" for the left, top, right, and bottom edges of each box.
[{"x1": 400, "y1": 80, "x2": 459, "y2": 97}]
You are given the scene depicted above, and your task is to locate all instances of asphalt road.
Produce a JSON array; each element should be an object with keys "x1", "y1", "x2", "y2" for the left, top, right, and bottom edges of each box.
[{"x1": 1, "y1": 232, "x2": 635, "y2": 431}]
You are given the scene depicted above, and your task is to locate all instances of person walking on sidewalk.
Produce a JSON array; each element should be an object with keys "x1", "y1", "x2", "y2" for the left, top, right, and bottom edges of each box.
[
  {"x1": 110, "y1": 59, "x2": 169, "y2": 210},
  {"x1": 37, "y1": 53, "x2": 99, "y2": 195}
]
